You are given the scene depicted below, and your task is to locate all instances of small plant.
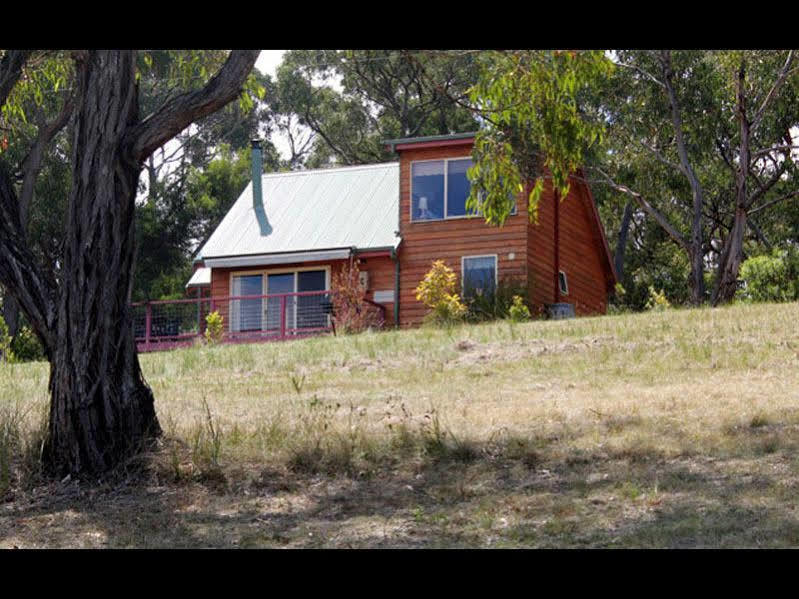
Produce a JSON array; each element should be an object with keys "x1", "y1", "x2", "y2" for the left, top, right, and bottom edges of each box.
[
  {"x1": 331, "y1": 259, "x2": 384, "y2": 334},
  {"x1": 204, "y1": 310, "x2": 224, "y2": 345},
  {"x1": 415, "y1": 260, "x2": 467, "y2": 326},
  {"x1": 0, "y1": 315, "x2": 14, "y2": 363},
  {"x1": 190, "y1": 396, "x2": 224, "y2": 483},
  {"x1": 644, "y1": 286, "x2": 671, "y2": 311},
  {"x1": 508, "y1": 295, "x2": 531, "y2": 322},
  {"x1": 464, "y1": 276, "x2": 530, "y2": 322},
  {"x1": 289, "y1": 372, "x2": 306, "y2": 394}
]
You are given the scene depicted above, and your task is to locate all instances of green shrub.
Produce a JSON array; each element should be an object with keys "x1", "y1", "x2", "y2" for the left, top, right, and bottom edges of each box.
[
  {"x1": 0, "y1": 315, "x2": 13, "y2": 363},
  {"x1": 508, "y1": 295, "x2": 531, "y2": 322},
  {"x1": 10, "y1": 326, "x2": 45, "y2": 362},
  {"x1": 644, "y1": 286, "x2": 671, "y2": 311},
  {"x1": 415, "y1": 261, "x2": 467, "y2": 326},
  {"x1": 464, "y1": 276, "x2": 530, "y2": 322},
  {"x1": 738, "y1": 247, "x2": 799, "y2": 303},
  {"x1": 204, "y1": 311, "x2": 225, "y2": 345}
]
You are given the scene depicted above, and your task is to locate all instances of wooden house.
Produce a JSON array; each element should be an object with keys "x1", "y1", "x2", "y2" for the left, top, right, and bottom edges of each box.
[{"x1": 187, "y1": 132, "x2": 616, "y2": 334}]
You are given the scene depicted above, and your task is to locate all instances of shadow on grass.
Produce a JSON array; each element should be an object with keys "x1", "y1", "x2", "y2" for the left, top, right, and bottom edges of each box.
[{"x1": 4, "y1": 427, "x2": 799, "y2": 548}]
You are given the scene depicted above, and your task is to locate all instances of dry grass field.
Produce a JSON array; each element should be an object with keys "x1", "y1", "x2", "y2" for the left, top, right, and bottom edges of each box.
[{"x1": 2, "y1": 300, "x2": 799, "y2": 548}]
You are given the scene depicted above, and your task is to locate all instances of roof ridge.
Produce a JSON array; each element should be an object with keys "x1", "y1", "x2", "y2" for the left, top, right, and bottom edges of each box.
[{"x1": 260, "y1": 161, "x2": 399, "y2": 180}]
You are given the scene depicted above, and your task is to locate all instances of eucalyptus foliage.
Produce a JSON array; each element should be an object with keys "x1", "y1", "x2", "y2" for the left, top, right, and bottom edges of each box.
[{"x1": 466, "y1": 50, "x2": 612, "y2": 225}]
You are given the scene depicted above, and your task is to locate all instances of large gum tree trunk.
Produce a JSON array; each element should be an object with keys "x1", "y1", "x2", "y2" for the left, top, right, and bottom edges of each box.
[
  {"x1": 44, "y1": 52, "x2": 160, "y2": 474},
  {"x1": 0, "y1": 49, "x2": 258, "y2": 476}
]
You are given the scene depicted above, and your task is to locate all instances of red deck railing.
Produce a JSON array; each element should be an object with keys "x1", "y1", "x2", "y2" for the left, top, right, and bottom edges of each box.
[{"x1": 132, "y1": 290, "x2": 385, "y2": 352}]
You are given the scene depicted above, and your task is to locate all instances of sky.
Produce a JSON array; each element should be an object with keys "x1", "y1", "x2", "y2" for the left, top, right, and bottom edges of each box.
[
  {"x1": 255, "y1": 51, "x2": 294, "y2": 160},
  {"x1": 255, "y1": 50, "x2": 285, "y2": 79}
]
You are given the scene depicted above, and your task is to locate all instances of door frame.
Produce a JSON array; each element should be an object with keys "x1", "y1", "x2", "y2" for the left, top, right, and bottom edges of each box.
[{"x1": 229, "y1": 265, "x2": 332, "y2": 332}]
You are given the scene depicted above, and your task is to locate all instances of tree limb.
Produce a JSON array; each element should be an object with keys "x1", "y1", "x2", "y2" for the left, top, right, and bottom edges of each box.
[
  {"x1": 591, "y1": 166, "x2": 689, "y2": 251},
  {"x1": 752, "y1": 144, "x2": 799, "y2": 160},
  {"x1": 126, "y1": 50, "x2": 260, "y2": 164},
  {"x1": 749, "y1": 189, "x2": 799, "y2": 215},
  {"x1": 612, "y1": 60, "x2": 665, "y2": 88},
  {"x1": 0, "y1": 165, "x2": 56, "y2": 353},
  {"x1": 17, "y1": 90, "x2": 75, "y2": 224},
  {"x1": 751, "y1": 50, "x2": 794, "y2": 134},
  {"x1": 0, "y1": 50, "x2": 32, "y2": 106}
]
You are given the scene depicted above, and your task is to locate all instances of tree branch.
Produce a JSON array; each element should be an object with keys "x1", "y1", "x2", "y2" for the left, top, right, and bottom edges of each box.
[
  {"x1": 751, "y1": 50, "x2": 794, "y2": 134},
  {"x1": 126, "y1": 50, "x2": 260, "y2": 163},
  {"x1": 0, "y1": 50, "x2": 32, "y2": 106},
  {"x1": 0, "y1": 165, "x2": 56, "y2": 353},
  {"x1": 18, "y1": 90, "x2": 75, "y2": 223},
  {"x1": 749, "y1": 189, "x2": 799, "y2": 215},
  {"x1": 612, "y1": 60, "x2": 665, "y2": 88},
  {"x1": 752, "y1": 144, "x2": 799, "y2": 160},
  {"x1": 591, "y1": 166, "x2": 689, "y2": 251}
]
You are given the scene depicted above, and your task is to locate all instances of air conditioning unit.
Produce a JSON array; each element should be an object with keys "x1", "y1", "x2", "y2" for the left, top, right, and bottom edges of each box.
[{"x1": 359, "y1": 271, "x2": 369, "y2": 290}]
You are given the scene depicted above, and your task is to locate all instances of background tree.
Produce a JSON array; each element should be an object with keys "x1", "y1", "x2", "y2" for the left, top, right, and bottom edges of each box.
[
  {"x1": 0, "y1": 52, "x2": 74, "y2": 338},
  {"x1": 132, "y1": 51, "x2": 279, "y2": 301},
  {"x1": 463, "y1": 50, "x2": 612, "y2": 225},
  {"x1": 594, "y1": 50, "x2": 799, "y2": 306},
  {"x1": 0, "y1": 49, "x2": 261, "y2": 476},
  {"x1": 273, "y1": 50, "x2": 480, "y2": 167}
]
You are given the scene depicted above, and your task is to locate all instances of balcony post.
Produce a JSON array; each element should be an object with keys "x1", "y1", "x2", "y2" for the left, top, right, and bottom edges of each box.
[
  {"x1": 280, "y1": 295, "x2": 287, "y2": 340},
  {"x1": 144, "y1": 302, "x2": 152, "y2": 350}
]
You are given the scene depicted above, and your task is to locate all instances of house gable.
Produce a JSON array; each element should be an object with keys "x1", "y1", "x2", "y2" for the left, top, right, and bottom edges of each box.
[
  {"x1": 387, "y1": 133, "x2": 616, "y2": 325},
  {"x1": 390, "y1": 134, "x2": 529, "y2": 326}
]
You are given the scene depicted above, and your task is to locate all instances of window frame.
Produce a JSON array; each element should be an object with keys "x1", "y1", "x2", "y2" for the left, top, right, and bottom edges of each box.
[
  {"x1": 461, "y1": 254, "x2": 499, "y2": 297},
  {"x1": 409, "y1": 157, "x2": 475, "y2": 222},
  {"x1": 409, "y1": 157, "x2": 518, "y2": 222},
  {"x1": 229, "y1": 265, "x2": 332, "y2": 332}
]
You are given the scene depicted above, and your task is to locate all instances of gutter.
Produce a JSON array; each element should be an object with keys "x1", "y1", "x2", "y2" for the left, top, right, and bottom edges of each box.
[{"x1": 203, "y1": 247, "x2": 353, "y2": 268}]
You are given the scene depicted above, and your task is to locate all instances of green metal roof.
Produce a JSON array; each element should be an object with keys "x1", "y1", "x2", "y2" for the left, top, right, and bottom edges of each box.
[{"x1": 198, "y1": 162, "x2": 400, "y2": 261}]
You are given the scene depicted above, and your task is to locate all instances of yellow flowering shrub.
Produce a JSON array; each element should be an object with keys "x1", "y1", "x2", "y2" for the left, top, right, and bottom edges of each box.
[{"x1": 415, "y1": 260, "x2": 467, "y2": 325}]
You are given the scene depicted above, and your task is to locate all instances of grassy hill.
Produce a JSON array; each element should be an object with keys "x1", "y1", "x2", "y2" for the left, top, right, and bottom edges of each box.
[{"x1": 2, "y1": 301, "x2": 799, "y2": 547}]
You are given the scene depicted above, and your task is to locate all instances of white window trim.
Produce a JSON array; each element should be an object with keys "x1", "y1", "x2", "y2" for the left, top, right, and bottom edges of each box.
[
  {"x1": 558, "y1": 270, "x2": 569, "y2": 296},
  {"x1": 461, "y1": 254, "x2": 499, "y2": 296},
  {"x1": 229, "y1": 266, "x2": 331, "y2": 332},
  {"x1": 409, "y1": 157, "x2": 518, "y2": 223}
]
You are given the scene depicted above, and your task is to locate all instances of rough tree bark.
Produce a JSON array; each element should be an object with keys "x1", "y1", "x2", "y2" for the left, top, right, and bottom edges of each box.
[
  {"x1": 712, "y1": 63, "x2": 750, "y2": 305},
  {"x1": 2, "y1": 85, "x2": 75, "y2": 339},
  {"x1": 43, "y1": 51, "x2": 158, "y2": 474},
  {"x1": 614, "y1": 199, "x2": 634, "y2": 282},
  {"x1": 712, "y1": 52, "x2": 795, "y2": 305},
  {"x1": 0, "y1": 49, "x2": 259, "y2": 476},
  {"x1": 660, "y1": 51, "x2": 706, "y2": 306}
]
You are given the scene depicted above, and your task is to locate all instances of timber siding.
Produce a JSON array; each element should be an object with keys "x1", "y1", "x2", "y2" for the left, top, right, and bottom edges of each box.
[
  {"x1": 197, "y1": 133, "x2": 614, "y2": 335},
  {"x1": 397, "y1": 144, "x2": 529, "y2": 327},
  {"x1": 557, "y1": 179, "x2": 610, "y2": 315},
  {"x1": 395, "y1": 141, "x2": 614, "y2": 326}
]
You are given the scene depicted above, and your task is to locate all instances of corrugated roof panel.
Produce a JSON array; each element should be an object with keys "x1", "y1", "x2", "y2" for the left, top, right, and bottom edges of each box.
[{"x1": 199, "y1": 162, "x2": 400, "y2": 259}]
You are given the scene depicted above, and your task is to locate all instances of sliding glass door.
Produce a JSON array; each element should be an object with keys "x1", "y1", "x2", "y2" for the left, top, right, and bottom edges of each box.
[
  {"x1": 231, "y1": 274, "x2": 263, "y2": 332},
  {"x1": 266, "y1": 273, "x2": 295, "y2": 332},
  {"x1": 232, "y1": 268, "x2": 328, "y2": 334},
  {"x1": 296, "y1": 270, "x2": 327, "y2": 329}
]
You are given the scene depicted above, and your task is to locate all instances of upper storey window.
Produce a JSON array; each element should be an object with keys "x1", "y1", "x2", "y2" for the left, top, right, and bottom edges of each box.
[
  {"x1": 411, "y1": 158, "x2": 474, "y2": 221},
  {"x1": 410, "y1": 157, "x2": 516, "y2": 222}
]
